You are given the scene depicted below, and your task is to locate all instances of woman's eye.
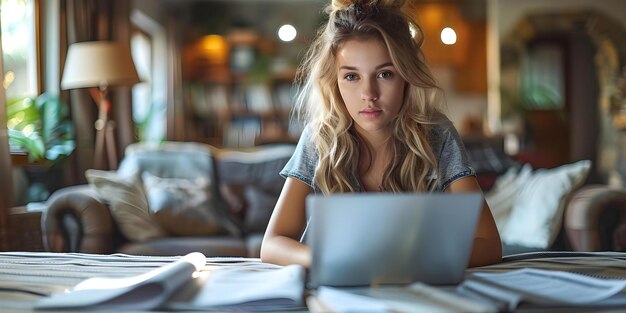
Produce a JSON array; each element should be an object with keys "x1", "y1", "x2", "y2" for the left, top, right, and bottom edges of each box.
[
  {"x1": 378, "y1": 71, "x2": 393, "y2": 79},
  {"x1": 344, "y1": 73, "x2": 358, "y2": 81}
]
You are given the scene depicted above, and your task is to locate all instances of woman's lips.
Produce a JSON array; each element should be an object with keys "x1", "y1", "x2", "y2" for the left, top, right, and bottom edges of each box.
[{"x1": 360, "y1": 109, "x2": 382, "y2": 119}]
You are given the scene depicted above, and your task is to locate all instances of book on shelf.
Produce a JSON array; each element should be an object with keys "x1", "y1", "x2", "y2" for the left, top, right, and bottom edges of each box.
[
  {"x1": 244, "y1": 83, "x2": 273, "y2": 113},
  {"x1": 188, "y1": 83, "x2": 229, "y2": 117},
  {"x1": 206, "y1": 83, "x2": 229, "y2": 113},
  {"x1": 34, "y1": 252, "x2": 306, "y2": 312},
  {"x1": 223, "y1": 116, "x2": 261, "y2": 148},
  {"x1": 273, "y1": 81, "x2": 296, "y2": 112}
]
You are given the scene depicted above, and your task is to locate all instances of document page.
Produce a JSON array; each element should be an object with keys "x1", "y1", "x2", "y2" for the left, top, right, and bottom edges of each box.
[
  {"x1": 309, "y1": 284, "x2": 497, "y2": 313},
  {"x1": 468, "y1": 268, "x2": 626, "y2": 304},
  {"x1": 166, "y1": 264, "x2": 306, "y2": 311},
  {"x1": 34, "y1": 252, "x2": 205, "y2": 311}
]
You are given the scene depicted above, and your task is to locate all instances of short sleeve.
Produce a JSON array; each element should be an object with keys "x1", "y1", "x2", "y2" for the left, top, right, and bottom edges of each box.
[
  {"x1": 280, "y1": 126, "x2": 318, "y2": 189},
  {"x1": 430, "y1": 118, "x2": 476, "y2": 191}
]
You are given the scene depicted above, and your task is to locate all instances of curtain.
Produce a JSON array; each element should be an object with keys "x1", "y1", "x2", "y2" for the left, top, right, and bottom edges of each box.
[
  {"x1": 166, "y1": 15, "x2": 185, "y2": 141},
  {"x1": 0, "y1": 42, "x2": 12, "y2": 251},
  {"x1": 62, "y1": 0, "x2": 134, "y2": 181}
]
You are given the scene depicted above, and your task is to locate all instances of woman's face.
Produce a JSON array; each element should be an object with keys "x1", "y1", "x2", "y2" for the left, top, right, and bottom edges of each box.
[{"x1": 336, "y1": 37, "x2": 406, "y2": 137}]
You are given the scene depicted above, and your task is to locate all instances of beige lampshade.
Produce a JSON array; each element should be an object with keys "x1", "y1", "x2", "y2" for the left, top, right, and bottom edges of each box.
[{"x1": 61, "y1": 41, "x2": 140, "y2": 90}]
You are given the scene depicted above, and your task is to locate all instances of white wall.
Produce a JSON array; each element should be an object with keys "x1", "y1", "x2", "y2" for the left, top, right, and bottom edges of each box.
[{"x1": 432, "y1": 66, "x2": 488, "y2": 134}]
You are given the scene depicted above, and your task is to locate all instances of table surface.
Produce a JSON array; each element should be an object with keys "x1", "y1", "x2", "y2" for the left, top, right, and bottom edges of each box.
[{"x1": 1, "y1": 251, "x2": 626, "y2": 312}]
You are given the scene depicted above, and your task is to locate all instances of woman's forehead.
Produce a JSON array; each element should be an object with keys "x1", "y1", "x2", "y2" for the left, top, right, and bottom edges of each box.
[{"x1": 335, "y1": 38, "x2": 393, "y2": 69}]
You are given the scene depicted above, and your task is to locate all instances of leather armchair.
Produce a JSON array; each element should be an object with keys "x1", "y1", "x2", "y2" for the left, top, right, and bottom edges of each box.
[{"x1": 565, "y1": 185, "x2": 626, "y2": 251}]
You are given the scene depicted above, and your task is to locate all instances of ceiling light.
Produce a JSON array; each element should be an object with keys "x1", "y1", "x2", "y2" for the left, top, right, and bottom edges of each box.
[
  {"x1": 440, "y1": 27, "x2": 457, "y2": 45},
  {"x1": 278, "y1": 24, "x2": 297, "y2": 42}
]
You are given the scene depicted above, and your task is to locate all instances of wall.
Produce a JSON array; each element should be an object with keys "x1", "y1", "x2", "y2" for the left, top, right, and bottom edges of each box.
[
  {"x1": 412, "y1": 2, "x2": 489, "y2": 134},
  {"x1": 183, "y1": 0, "x2": 326, "y2": 71},
  {"x1": 435, "y1": 66, "x2": 489, "y2": 133},
  {"x1": 498, "y1": 0, "x2": 626, "y2": 38}
]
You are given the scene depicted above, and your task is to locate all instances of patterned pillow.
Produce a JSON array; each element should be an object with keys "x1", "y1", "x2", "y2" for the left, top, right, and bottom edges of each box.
[
  {"x1": 142, "y1": 172, "x2": 238, "y2": 237},
  {"x1": 85, "y1": 170, "x2": 166, "y2": 242}
]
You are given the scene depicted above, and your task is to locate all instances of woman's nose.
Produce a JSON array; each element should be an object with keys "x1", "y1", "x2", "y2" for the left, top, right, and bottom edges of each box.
[{"x1": 361, "y1": 78, "x2": 379, "y2": 102}]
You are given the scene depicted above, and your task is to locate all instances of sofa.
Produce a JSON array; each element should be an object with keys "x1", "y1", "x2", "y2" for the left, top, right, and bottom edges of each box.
[
  {"x1": 463, "y1": 135, "x2": 626, "y2": 254},
  {"x1": 41, "y1": 141, "x2": 296, "y2": 257},
  {"x1": 42, "y1": 140, "x2": 626, "y2": 258}
]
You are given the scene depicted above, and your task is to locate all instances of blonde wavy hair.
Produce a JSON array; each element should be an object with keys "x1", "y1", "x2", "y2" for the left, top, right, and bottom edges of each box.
[{"x1": 295, "y1": 0, "x2": 444, "y2": 194}]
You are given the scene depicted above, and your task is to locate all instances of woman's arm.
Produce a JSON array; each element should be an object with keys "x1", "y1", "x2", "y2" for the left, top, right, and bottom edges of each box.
[
  {"x1": 447, "y1": 176, "x2": 502, "y2": 267},
  {"x1": 261, "y1": 177, "x2": 312, "y2": 267}
]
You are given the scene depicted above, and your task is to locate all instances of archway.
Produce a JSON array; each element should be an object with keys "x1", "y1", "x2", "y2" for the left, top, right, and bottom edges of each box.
[{"x1": 500, "y1": 9, "x2": 626, "y2": 184}]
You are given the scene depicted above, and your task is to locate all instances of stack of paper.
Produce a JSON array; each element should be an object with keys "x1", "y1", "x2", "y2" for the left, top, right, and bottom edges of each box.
[
  {"x1": 459, "y1": 268, "x2": 626, "y2": 311},
  {"x1": 308, "y1": 284, "x2": 497, "y2": 313},
  {"x1": 34, "y1": 252, "x2": 206, "y2": 311},
  {"x1": 34, "y1": 252, "x2": 306, "y2": 312}
]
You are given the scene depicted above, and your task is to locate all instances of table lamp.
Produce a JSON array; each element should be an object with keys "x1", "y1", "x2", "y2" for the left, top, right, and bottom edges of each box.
[{"x1": 61, "y1": 41, "x2": 140, "y2": 169}]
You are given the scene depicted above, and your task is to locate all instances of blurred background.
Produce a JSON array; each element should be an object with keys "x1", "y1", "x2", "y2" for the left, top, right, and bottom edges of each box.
[{"x1": 2, "y1": 0, "x2": 626, "y2": 252}]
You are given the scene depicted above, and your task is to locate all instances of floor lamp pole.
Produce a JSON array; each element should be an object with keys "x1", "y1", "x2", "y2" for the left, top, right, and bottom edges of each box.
[{"x1": 91, "y1": 86, "x2": 118, "y2": 169}]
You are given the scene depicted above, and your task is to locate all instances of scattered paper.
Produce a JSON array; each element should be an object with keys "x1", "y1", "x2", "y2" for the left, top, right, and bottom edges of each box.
[
  {"x1": 316, "y1": 287, "x2": 391, "y2": 313},
  {"x1": 311, "y1": 284, "x2": 496, "y2": 313},
  {"x1": 35, "y1": 252, "x2": 205, "y2": 311},
  {"x1": 460, "y1": 268, "x2": 626, "y2": 310},
  {"x1": 35, "y1": 252, "x2": 307, "y2": 312},
  {"x1": 191, "y1": 264, "x2": 305, "y2": 308}
]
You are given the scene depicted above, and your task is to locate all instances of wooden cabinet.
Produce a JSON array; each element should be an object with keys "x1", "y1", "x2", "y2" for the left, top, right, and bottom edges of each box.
[
  {"x1": 183, "y1": 30, "x2": 301, "y2": 147},
  {"x1": 10, "y1": 205, "x2": 44, "y2": 251}
]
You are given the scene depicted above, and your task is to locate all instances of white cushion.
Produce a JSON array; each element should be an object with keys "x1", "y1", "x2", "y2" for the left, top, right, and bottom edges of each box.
[
  {"x1": 500, "y1": 160, "x2": 591, "y2": 248},
  {"x1": 485, "y1": 164, "x2": 532, "y2": 233}
]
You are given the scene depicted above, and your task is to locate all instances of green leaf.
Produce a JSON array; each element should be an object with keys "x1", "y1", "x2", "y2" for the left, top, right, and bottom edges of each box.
[{"x1": 7, "y1": 93, "x2": 75, "y2": 163}]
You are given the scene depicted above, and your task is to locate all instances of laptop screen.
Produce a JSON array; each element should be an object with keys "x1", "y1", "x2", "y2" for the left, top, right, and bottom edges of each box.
[{"x1": 306, "y1": 192, "x2": 483, "y2": 287}]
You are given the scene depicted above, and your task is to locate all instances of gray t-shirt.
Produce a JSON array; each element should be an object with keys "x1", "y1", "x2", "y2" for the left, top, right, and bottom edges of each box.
[{"x1": 280, "y1": 116, "x2": 475, "y2": 192}]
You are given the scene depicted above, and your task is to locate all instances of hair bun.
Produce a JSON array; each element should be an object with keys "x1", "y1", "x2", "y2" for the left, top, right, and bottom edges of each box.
[{"x1": 331, "y1": 0, "x2": 407, "y2": 11}]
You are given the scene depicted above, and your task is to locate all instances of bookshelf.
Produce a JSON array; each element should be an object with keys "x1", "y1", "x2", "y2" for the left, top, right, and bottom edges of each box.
[{"x1": 183, "y1": 30, "x2": 301, "y2": 148}]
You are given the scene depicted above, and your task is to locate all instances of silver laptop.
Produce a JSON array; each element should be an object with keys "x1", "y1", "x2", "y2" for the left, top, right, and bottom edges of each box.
[{"x1": 306, "y1": 192, "x2": 483, "y2": 287}]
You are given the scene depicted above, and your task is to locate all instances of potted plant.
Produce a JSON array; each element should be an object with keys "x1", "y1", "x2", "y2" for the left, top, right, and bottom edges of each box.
[
  {"x1": 7, "y1": 92, "x2": 75, "y2": 203},
  {"x1": 7, "y1": 92, "x2": 75, "y2": 163}
]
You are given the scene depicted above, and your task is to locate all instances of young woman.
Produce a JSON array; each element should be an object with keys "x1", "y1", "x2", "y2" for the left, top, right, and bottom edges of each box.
[{"x1": 261, "y1": 0, "x2": 502, "y2": 268}]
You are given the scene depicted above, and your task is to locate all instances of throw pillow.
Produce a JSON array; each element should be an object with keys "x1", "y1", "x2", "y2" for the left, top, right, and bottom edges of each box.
[
  {"x1": 501, "y1": 160, "x2": 592, "y2": 248},
  {"x1": 85, "y1": 169, "x2": 166, "y2": 242},
  {"x1": 485, "y1": 164, "x2": 532, "y2": 233},
  {"x1": 142, "y1": 172, "x2": 230, "y2": 237}
]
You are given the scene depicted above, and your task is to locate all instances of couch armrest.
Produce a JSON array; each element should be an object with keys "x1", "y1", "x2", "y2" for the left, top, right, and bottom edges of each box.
[
  {"x1": 42, "y1": 185, "x2": 117, "y2": 253},
  {"x1": 565, "y1": 185, "x2": 626, "y2": 251}
]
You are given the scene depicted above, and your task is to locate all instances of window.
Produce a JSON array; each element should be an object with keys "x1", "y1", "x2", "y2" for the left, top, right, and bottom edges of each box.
[
  {"x1": 1, "y1": 0, "x2": 39, "y2": 157},
  {"x1": 1, "y1": 0, "x2": 37, "y2": 99},
  {"x1": 131, "y1": 29, "x2": 154, "y2": 141},
  {"x1": 131, "y1": 9, "x2": 167, "y2": 143}
]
